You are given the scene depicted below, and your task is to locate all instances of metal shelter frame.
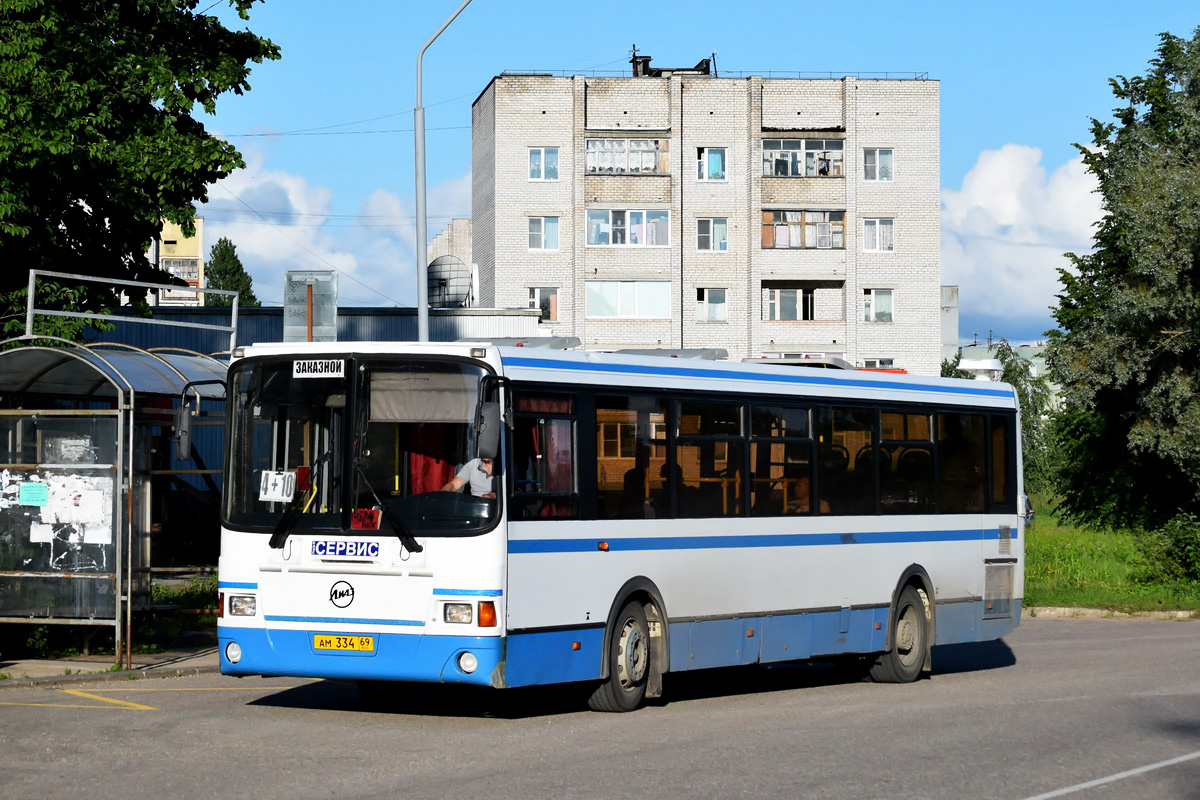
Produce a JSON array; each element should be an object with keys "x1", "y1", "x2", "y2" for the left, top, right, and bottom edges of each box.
[{"x1": 0, "y1": 271, "x2": 236, "y2": 665}]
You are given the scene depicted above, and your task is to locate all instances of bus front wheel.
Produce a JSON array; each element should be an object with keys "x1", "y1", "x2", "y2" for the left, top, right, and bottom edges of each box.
[
  {"x1": 869, "y1": 585, "x2": 929, "y2": 683},
  {"x1": 588, "y1": 600, "x2": 650, "y2": 712}
]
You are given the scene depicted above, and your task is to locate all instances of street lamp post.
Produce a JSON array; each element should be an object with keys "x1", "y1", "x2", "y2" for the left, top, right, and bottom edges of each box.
[{"x1": 414, "y1": 0, "x2": 474, "y2": 342}]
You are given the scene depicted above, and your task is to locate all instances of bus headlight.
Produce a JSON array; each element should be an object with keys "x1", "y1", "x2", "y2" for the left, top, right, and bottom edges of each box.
[
  {"x1": 229, "y1": 595, "x2": 257, "y2": 616},
  {"x1": 225, "y1": 641, "x2": 242, "y2": 664},
  {"x1": 458, "y1": 652, "x2": 478, "y2": 673},
  {"x1": 444, "y1": 603, "x2": 472, "y2": 624}
]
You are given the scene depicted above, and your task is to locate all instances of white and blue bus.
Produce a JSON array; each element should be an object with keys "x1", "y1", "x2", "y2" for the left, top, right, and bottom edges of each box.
[{"x1": 217, "y1": 342, "x2": 1023, "y2": 711}]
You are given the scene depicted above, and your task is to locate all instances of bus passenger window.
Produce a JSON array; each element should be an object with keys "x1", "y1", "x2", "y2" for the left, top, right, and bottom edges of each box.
[
  {"x1": 881, "y1": 411, "x2": 934, "y2": 514},
  {"x1": 677, "y1": 401, "x2": 743, "y2": 518},
  {"x1": 512, "y1": 394, "x2": 578, "y2": 520},
  {"x1": 990, "y1": 414, "x2": 1017, "y2": 511},
  {"x1": 816, "y1": 407, "x2": 876, "y2": 515},
  {"x1": 938, "y1": 413, "x2": 987, "y2": 513},
  {"x1": 596, "y1": 395, "x2": 667, "y2": 519},
  {"x1": 749, "y1": 405, "x2": 812, "y2": 517}
]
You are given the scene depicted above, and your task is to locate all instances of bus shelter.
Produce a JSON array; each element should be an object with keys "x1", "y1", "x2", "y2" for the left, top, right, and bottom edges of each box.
[{"x1": 0, "y1": 338, "x2": 226, "y2": 660}]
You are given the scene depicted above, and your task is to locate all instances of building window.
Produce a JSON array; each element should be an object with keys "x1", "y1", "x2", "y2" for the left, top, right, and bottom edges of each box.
[
  {"x1": 528, "y1": 216, "x2": 559, "y2": 250},
  {"x1": 863, "y1": 218, "x2": 894, "y2": 252},
  {"x1": 764, "y1": 287, "x2": 815, "y2": 321},
  {"x1": 864, "y1": 148, "x2": 893, "y2": 181},
  {"x1": 761, "y1": 211, "x2": 844, "y2": 249},
  {"x1": 586, "y1": 280, "x2": 670, "y2": 318},
  {"x1": 529, "y1": 147, "x2": 559, "y2": 180},
  {"x1": 863, "y1": 288, "x2": 893, "y2": 322},
  {"x1": 697, "y1": 218, "x2": 728, "y2": 251},
  {"x1": 162, "y1": 258, "x2": 199, "y2": 284},
  {"x1": 586, "y1": 138, "x2": 670, "y2": 174},
  {"x1": 697, "y1": 288, "x2": 727, "y2": 322},
  {"x1": 586, "y1": 209, "x2": 670, "y2": 246},
  {"x1": 863, "y1": 358, "x2": 896, "y2": 369},
  {"x1": 762, "y1": 139, "x2": 844, "y2": 177},
  {"x1": 529, "y1": 287, "x2": 558, "y2": 322},
  {"x1": 697, "y1": 147, "x2": 726, "y2": 180}
]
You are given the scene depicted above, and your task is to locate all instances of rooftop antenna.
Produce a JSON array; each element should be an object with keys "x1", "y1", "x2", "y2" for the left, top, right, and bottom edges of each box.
[{"x1": 711, "y1": 51, "x2": 718, "y2": 78}]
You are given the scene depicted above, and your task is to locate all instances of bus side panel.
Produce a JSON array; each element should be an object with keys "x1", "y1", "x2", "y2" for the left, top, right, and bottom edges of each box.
[
  {"x1": 758, "y1": 613, "x2": 814, "y2": 662},
  {"x1": 933, "y1": 599, "x2": 980, "y2": 644},
  {"x1": 979, "y1": 599, "x2": 1022, "y2": 641},
  {"x1": 503, "y1": 627, "x2": 605, "y2": 687},
  {"x1": 671, "y1": 618, "x2": 757, "y2": 670}
]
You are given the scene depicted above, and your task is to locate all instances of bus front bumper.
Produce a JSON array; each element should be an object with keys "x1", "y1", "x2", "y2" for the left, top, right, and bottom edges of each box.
[{"x1": 218, "y1": 626, "x2": 503, "y2": 687}]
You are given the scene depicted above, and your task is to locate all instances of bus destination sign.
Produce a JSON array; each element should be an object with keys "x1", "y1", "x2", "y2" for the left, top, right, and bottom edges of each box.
[{"x1": 293, "y1": 359, "x2": 344, "y2": 378}]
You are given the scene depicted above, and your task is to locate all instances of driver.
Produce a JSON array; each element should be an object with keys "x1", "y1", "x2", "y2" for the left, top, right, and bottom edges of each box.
[{"x1": 442, "y1": 457, "x2": 495, "y2": 499}]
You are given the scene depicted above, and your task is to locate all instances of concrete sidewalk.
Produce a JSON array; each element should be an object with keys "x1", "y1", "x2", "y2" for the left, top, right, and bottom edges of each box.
[{"x1": 0, "y1": 631, "x2": 219, "y2": 688}]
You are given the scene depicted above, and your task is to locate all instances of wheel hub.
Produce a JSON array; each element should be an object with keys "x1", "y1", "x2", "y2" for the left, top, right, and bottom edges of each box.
[
  {"x1": 617, "y1": 621, "x2": 648, "y2": 686},
  {"x1": 896, "y1": 617, "x2": 916, "y2": 652}
]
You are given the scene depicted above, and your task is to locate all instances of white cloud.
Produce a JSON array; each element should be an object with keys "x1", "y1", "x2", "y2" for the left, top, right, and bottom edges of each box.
[
  {"x1": 201, "y1": 150, "x2": 471, "y2": 307},
  {"x1": 941, "y1": 144, "x2": 1101, "y2": 333}
]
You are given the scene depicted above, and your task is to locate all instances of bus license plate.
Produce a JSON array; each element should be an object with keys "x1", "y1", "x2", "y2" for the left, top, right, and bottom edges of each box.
[{"x1": 313, "y1": 634, "x2": 374, "y2": 652}]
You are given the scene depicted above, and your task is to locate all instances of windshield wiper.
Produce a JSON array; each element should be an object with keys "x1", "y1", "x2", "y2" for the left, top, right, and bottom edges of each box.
[
  {"x1": 268, "y1": 451, "x2": 333, "y2": 550},
  {"x1": 355, "y1": 463, "x2": 424, "y2": 554}
]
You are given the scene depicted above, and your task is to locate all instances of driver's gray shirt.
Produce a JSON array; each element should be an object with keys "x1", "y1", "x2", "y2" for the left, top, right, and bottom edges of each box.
[{"x1": 455, "y1": 459, "x2": 493, "y2": 497}]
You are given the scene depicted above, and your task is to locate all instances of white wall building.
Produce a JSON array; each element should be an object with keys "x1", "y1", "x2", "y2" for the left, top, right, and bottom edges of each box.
[{"x1": 471, "y1": 57, "x2": 942, "y2": 374}]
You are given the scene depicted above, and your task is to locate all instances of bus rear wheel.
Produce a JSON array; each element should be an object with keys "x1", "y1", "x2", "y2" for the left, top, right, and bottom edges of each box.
[
  {"x1": 588, "y1": 600, "x2": 650, "y2": 712},
  {"x1": 869, "y1": 585, "x2": 928, "y2": 683}
]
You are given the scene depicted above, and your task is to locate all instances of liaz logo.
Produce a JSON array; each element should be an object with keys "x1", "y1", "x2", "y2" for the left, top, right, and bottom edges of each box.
[{"x1": 329, "y1": 581, "x2": 355, "y2": 608}]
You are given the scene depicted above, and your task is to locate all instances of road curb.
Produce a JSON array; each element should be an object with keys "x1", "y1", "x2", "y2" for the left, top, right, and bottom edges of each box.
[
  {"x1": 0, "y1": 664, "x2": 221, "y2": 690},
  {"x1": 1024, "y1": 606, "x2": 1199, "y2": 621}
]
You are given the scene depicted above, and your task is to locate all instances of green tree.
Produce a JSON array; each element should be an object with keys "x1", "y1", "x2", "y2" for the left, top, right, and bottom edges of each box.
[
  {"x1": 940, "y1": 352, "x2": 973, "y2": 379},
  {"x1": 205, "y1": 236, "x2": 259, "y2": 307},
  {"x1": 0, "y1": 0, "x2": 278, "y2": 335},
  {"x1": 1047, "y1": 28, "x2": 1200, "y2": 528},
  {"x1": 993, "y1": 341, "x2": 1055, "y2": 493}
]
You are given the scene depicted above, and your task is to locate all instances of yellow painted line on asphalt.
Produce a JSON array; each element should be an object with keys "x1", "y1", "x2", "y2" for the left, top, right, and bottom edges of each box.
[
  {"x1": 90, "y1": 686, "x2": 293, "y2": 692},
  {"x1": 62, "y1": 689, "x2": 156, "y2": 710},
  {"x1": 0, "y1": 701, "x2": 143, "y2": 710}
]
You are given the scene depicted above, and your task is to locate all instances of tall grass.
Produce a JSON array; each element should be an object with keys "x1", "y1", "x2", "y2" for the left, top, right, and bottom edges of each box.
[{"x1": 1024, "y1": 495, "x2": 1200, "y2": 612}]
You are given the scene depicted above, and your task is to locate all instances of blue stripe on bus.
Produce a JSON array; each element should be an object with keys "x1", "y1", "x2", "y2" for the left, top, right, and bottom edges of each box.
[
  {"x1": 509, "y1": 527, "x2": 1011, "y2": 554},
  {"x1": 433, "y1": 588, "x2": 504, "y2": 596},
  {"x1": 219, "y1": 581, "x2": 258, "y2": 589},
  {"x1": 263, "y1": 614, "x2": 424, "y2": 627},
  {"x1": 503, "y1": 355, "x2": 1015, "y2": 398}
]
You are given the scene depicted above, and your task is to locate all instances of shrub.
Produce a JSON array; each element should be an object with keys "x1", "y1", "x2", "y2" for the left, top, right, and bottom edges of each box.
[{"x1": 1136, "y1": 512, "x2": 1200, "y2": 583}]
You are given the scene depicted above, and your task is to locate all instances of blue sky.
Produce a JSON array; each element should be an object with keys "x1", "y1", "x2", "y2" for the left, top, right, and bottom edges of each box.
[{"x1": 199, "y1": 0, "x2": 1199, "y2": 345}]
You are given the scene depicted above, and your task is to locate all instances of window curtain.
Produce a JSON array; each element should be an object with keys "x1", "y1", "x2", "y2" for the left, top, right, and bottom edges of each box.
[{"x1": 708, "y1": 148, "x2": 725, "y2": 179}]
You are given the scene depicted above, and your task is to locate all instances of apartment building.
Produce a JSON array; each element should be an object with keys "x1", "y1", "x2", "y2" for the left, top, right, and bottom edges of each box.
[
  {"x1": 471, "y1": 57, "x2": 941, "y2": 373},
  {"x1": 149, "y1": 218, "x2": 206, "y2": 306}
]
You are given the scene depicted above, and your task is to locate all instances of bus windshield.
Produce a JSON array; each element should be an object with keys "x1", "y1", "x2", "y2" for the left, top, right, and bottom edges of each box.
[{"x1": 224, "y1": 356, "x2": 497, "y2": 537}]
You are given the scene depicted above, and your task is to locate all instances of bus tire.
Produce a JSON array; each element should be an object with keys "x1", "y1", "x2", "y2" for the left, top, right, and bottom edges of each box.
[
  {"x1": 588, "y1": 600, "x2": 650, "y2": 712},
  {"x1": 869, "y1": 585, "x2": 928, "y2": 684}
]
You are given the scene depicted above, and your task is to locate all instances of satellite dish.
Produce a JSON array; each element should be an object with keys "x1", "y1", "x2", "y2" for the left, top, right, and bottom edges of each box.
[{"x1": 428, "y1": 255, "x2": 471, "y2": 308}]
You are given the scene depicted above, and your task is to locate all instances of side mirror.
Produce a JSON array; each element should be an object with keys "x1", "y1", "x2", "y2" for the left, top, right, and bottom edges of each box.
[
  {"x1": 476, "y1": 401, "x2": 500, "y2": 460},
  {"x1": 174, "y1": 402, "x2": 192, "y2": 461}
]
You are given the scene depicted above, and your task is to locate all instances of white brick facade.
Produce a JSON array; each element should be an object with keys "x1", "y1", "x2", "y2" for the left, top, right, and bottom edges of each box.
[{"x1": 471, "y1": 71, "x2": 941, "y2": 375}]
